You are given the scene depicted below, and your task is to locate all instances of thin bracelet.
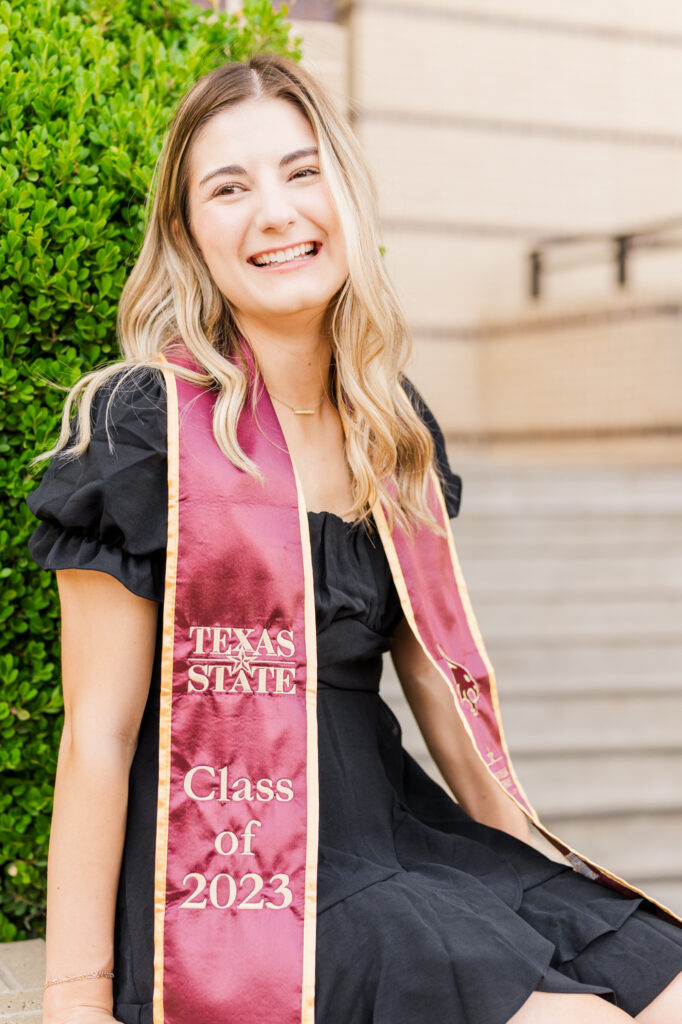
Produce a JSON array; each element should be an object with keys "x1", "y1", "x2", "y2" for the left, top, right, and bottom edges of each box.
[{"x1": 43, "y1": 969, "x2": 114, "y2": 989}]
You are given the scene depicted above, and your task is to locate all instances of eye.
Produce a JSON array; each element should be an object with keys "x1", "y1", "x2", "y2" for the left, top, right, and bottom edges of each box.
[
  {"x1": 212, "y1": 183, "x2": 244, "y2": 198},
  {"x1": 292, "y1": 167, "x2": 320, "y2": 180}
]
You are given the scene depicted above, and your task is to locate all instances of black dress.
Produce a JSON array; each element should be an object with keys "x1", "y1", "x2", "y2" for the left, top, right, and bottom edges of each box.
[{"x1": 26, "y1": 369, "x2": 682, "y2": 1024}]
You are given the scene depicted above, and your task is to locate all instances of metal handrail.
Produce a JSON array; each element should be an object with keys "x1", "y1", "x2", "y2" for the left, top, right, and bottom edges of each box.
[{"x1": 528, "y1": 213, "x2": 682, "y2": 298}]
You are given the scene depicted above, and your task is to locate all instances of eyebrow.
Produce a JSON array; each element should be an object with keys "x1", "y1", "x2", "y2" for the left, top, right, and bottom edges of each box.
[{"x1": 199, "y1": 146, "x2": 319, "y2": 187}]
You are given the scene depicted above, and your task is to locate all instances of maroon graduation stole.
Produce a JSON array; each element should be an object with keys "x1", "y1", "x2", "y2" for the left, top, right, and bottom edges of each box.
[{"x1": 152, "y1": 339, "x2": 680, "y2": 1024}]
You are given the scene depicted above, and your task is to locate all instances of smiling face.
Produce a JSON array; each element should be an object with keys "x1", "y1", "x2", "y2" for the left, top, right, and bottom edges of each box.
[{"x1": 185, "y1": 96, "x2": 349, "y2": 335}]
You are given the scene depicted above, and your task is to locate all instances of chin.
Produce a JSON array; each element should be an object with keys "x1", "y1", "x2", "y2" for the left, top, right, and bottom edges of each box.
[{"x1": 260, "y1": 290, "x2": 335, "y2": 316}]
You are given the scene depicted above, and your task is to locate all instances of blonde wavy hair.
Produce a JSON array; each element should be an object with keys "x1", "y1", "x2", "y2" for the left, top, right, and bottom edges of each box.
[{"x1": 34, "y1": 53, "x2": 446, "y2": 536}]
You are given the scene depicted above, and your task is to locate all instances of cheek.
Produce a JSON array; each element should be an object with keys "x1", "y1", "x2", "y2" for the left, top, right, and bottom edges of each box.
[
  {"x1": 191, "y1": 211, "x2": 242, "y2": 269},
  {"x1": 187, "y1": 207, "x2": 210, "y2": 258},
  {"x1": 324, "y1": 201, "x2": 342, "y2": 238},
  {"x1": 318, "y1": 198, "x2": 346, "y2": 256},
  {"x1": 299, "y1": 183, "x2": 336, "y2": 230},
  {"x1": 327, "y1": 213, "x2": 348, "y2": 271}
]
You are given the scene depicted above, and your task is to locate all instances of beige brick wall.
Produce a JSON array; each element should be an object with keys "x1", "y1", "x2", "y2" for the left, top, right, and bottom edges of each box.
[
  {"x1": 343, "y1": 0, "x2": 682, "y2": 453},
  {"x1": 480, "y1": 299, "x2": 682, "y2": 434},
  {"x1": 404, "y1": 298, "x2": 682, "y2": 448},
  {"x1": 381, "y1": 229, "x2": 528, "y2": 326},
  {"x1": 403, "y1": 334, "x2": 484, "y2": 434},
  {"x1": 291, "y1": 18, "x2": 350, "y2": 116},
  {"x1": 291, "y1": 3, "x2": 682, "y2": 453},
  {"x1": 363, "y1": 122, "x2": 682, "y2": 247},
  {"x1": 352, "y1": 6, "x2": 682, "y2": 136},
  {"x1": 360, "y1": 0, "x2": 682, "y2": 37}
]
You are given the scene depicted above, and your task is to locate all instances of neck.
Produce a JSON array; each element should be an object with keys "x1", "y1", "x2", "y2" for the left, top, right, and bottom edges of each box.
[{"x1": 237, "y1": 316, "x2": 333, "y2": 411}]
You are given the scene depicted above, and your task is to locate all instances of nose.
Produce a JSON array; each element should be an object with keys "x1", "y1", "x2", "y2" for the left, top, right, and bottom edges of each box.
[{"x1": 252, "y1": 178, "x2": 297, "y2": 233}]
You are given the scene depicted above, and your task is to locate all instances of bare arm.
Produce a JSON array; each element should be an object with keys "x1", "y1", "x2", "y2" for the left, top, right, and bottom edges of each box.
[
  {"x1": 389, "y1": 616, "x2": 532, "y2": 844},
  {"x1": 42, "y1": 569, "x2": 158, "y2": 1024}
]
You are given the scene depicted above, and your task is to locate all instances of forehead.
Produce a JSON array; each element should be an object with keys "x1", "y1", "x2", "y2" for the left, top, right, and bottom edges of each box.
[{"x1": 188, "y1": 97, "x2": 316, "y2": 182}]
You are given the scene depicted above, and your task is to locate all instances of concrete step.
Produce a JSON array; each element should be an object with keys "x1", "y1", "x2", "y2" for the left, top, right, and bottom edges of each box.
[
  {"x1": 0, "y1": 941, "x2": 44, "y2": 994},
  {"x1": 455, "y1": 469, "x2": 682, "y2": 516},
  {"x1": 461, "y1": 555, "x2": 682, "y2": 594},
  {"x1": 0, "y1": 938, "x2": 44, "y2": 1022},
  {"x1": 452, "y1": 515, "x2": 682, "y2": 548},
  {"x1": 541, "y1": 813, "x2": 682, "y2": 916},
  {"x1": 475, "y1": 640, "x2": 682, "y2": 695},
  {"x1": 633, "y1": 880, "x2": 682, "y2": 917},
  {"x1": 384, "y1": 685, "x2": 682, "y2": 817},
  {"x1": 451, "y1": 458, "x2": 682, "y2": 481},
  {"x1": 511, "y1": 752, "x2": 682, "y2": 819},
  {"x1": 500, "y1": 694, "x2": 682, "y2": 754},
  {"x1": 382, "y1": 657, "x2": 682, "y2": 738},
  {"x1": 0, "y1": 991, "x2": 41, "y2": 1021},
  {"x1": 462, "y1": 596, "x2": 682, "y2": 642},
  {"x1": 540, "y1": 812, "x2": 682, "y2": 883}
]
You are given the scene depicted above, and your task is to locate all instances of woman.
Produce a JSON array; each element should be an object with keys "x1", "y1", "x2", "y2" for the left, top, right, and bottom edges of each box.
[{"x1": 27, "y1": 54, "x2": 682, "y2": 1024}]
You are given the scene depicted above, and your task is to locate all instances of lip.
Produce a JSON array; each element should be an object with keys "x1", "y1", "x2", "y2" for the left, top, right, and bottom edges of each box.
[
  {"x1": 247, "y1": 241, "x2": 323, "y2": 273},
  {"x1": 247, "y1": 240, "x2": 321, "y2": 263}
]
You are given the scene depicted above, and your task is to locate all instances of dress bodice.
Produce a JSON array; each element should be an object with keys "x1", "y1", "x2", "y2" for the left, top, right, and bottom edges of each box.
[{"x1": 308, "y1": 510, "x2": 404, "y2": 690}]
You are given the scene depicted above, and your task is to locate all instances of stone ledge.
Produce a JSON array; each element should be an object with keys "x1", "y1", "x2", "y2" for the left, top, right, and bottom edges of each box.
[{"x1": 0, "y1": 940, "x2": 44, "y2": 1023}]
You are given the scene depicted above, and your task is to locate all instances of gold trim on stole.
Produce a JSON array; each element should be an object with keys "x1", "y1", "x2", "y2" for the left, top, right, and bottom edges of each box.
[
  {"x1": 370, "y1": 493, "x2": 501, "y2": 796},
  {"x1": 152, "y1": 356, "x2": 181, "y2": 1023},
  {"x1": 428, "y1": 468, "x2": 536, "y2": 814},
  {"x1": 290, "y1": 462, "x2": 320, "y2": 1024},
  {"x1": 372, "y1": 470, "x2": 682, "y2": 925}
]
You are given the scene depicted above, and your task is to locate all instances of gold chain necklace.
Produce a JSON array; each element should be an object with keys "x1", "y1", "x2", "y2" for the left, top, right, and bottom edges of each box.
[{"x1": 268, "y1": 388, "x2": 327, "y2": 416}]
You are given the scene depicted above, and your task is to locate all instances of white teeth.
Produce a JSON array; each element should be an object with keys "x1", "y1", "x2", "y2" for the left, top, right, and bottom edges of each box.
[{"x1": 252, "y1": 242, "x2": 316, "y2": 266}]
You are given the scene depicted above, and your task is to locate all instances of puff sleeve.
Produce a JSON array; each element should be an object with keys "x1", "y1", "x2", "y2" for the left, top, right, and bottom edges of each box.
[
  {"x1": 401, "y1": 376, "x2": 463, "y2": 519},
  {"x1": 25, "y1": 366, "x2": 169, "y2": 603}
]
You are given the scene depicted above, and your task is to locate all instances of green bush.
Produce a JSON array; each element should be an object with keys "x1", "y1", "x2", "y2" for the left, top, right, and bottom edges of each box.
[{"x1": 0, "y1": 0, "x2": 301, "y2": 941}]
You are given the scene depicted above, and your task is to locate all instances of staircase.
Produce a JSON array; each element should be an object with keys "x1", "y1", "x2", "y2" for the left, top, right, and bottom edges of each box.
[{"x1": 382, "y1": 457, "x2": 682, "y2": 915}]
